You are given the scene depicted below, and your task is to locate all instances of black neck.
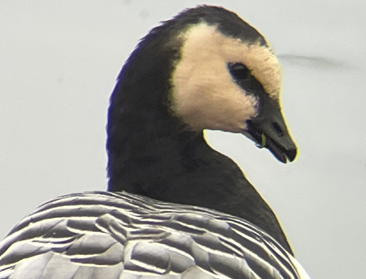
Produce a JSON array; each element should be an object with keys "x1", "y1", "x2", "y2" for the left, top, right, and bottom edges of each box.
[{"x1": 106, "y1": 30, "x2": 293, "y2": 254}]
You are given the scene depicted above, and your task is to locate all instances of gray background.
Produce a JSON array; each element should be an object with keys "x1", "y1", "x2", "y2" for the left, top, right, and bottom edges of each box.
[{"x1": 0, "y1": 1, "x2": 365, "y2": 278}]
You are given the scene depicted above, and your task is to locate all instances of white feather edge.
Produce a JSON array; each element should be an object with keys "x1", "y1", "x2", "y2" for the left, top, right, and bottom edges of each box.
[{"x1": 289, "y1": 254, "x2": 311, "y2": 279}]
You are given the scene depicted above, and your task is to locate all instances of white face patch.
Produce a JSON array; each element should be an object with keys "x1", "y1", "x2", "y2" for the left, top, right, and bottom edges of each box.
[{"x1": 171, "y1": 23, "x2": 282, "y2": 133}]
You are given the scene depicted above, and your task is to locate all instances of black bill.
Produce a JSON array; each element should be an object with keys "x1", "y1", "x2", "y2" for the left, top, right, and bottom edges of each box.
[{"x1": 243, "y1": 99, "x2": 297, "y2": 163}]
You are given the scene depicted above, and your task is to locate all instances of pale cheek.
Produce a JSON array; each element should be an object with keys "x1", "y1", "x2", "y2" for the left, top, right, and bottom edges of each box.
[
  {"x1": 173, "y1": 66, "x2": 258, "y2": 132},
  {"x1": 202, "y1": 86, "x2": 257, "y2": 132},
  {"x1": 171, "y1": 23, "x2": 272, "y2": 132}
]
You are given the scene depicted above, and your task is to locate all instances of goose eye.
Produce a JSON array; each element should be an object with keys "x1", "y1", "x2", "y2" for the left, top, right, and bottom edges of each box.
[{"x1": 228, "y1": 62, "x2": 250, "y2": 80}]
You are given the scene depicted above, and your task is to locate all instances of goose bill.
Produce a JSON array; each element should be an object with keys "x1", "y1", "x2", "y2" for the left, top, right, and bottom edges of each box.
[{"x1": 243, "y1": 120, "x2": 297, "y2": 164}]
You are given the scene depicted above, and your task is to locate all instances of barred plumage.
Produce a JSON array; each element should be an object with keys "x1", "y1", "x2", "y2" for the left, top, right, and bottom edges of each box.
[{"x1": 0, "y1": 191, "x2": 308, "y2": 279}]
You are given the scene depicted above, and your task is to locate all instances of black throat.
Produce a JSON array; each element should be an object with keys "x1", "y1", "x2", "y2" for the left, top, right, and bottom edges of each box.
[{"x1": 106, "y1": 21, "x2": 293, "y2": 255}]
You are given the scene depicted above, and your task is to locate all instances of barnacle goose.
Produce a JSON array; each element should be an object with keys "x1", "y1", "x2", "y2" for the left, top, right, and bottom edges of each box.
[{"x1": 0, "y1": 5, "x2": 310, "y2": 279}]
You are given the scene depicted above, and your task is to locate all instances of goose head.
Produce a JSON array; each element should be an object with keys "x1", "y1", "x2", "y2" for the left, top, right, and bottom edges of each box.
[
  {"x1": 108, "y1": 6, "x2": 297, "y2": 175},
  {"x1": 169, "y1": 7, "x2": 297, "y2": 163}
]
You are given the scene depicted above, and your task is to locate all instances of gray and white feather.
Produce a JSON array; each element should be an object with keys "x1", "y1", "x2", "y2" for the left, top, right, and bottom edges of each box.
[{"x1": 0, "y1": 191, "x2": 309, "y2": 279}]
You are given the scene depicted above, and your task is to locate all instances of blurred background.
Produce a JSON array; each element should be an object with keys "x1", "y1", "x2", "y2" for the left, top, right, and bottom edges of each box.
[{"x1": 0, "y1": 1, "x2": 365, "y2": 278}]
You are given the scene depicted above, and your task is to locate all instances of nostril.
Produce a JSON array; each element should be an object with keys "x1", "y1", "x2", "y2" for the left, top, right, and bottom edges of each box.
[{"x1": 273, "y1": 122, "x2": 283, "y2": 137}]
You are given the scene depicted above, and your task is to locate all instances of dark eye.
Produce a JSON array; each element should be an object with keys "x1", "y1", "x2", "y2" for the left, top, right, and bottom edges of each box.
[{"x1": 228, "y1": 62, "x2": 250, "y2": 80}]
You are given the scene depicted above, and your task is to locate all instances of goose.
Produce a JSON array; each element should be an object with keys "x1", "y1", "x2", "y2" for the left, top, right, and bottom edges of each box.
[{"x1": 0, "y1": 5, "x2": 310, "y2": 279}]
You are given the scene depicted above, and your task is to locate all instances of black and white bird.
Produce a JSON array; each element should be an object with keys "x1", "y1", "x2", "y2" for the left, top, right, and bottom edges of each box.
[{"x1": 0, "y1": 6, "x2": 310, "y2": 279}]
